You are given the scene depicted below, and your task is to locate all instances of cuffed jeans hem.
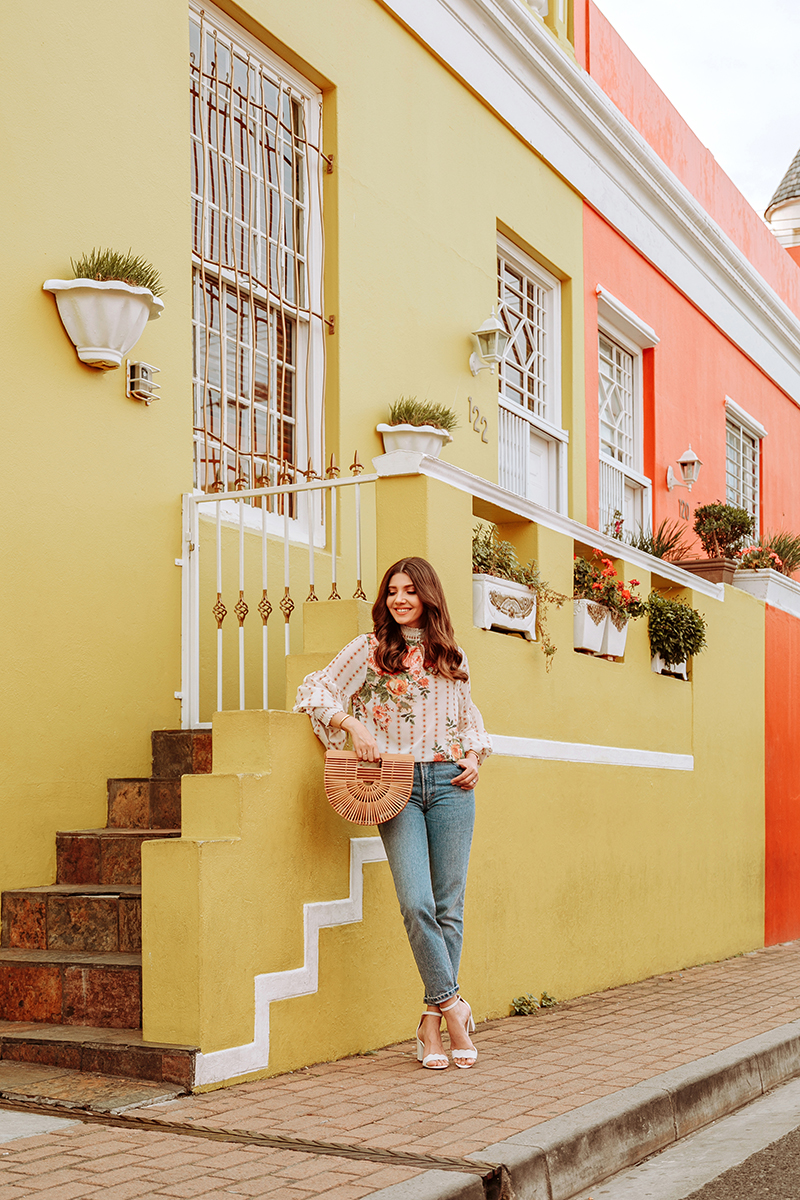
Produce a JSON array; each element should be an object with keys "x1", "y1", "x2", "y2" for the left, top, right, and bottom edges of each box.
[{"x1": 425, "y1": 986, "x2": 459, "y2": 1006}]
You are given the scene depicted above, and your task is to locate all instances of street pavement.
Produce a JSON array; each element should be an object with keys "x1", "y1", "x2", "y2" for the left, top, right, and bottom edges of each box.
[{"x1": 0, "y1": 940, "x2": 799, "y2": 1198}]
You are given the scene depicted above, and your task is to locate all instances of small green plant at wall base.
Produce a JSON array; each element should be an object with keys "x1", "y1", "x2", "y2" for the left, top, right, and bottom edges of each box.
[
  {"x1": 473, "y1": 523, "x2": 566, "y2": 669},
  {"x1": 646, "y1": 592, "x2": 707, "y2": 668},
  {"x1": 388, "y1": 396, "x2": 458, "y2": 433},
  {"x1": 510, "y1": 992, "x2": 558, "y2": 1015},
  {"x1": 70, "y1": 248, "x2": 164, "y2": 297},
  {"x1": 693, "y1": 501, "x2": 753, "y2": 559}
]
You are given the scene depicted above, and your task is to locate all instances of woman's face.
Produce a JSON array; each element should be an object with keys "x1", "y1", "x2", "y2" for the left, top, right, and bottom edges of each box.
[{"x1": 386, "y1": 572, "x2": 424, "y2": 628}]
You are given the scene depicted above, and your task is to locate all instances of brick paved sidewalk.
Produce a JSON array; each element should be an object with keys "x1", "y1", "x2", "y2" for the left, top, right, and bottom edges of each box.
[{"x1": 2, "y1": 941, "x2": 800, "y2": 1199}]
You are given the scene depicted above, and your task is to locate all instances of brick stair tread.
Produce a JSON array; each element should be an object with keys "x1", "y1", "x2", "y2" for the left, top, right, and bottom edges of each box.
[
  {"x1": 0, "y1": 1020, "x2": 195, "y2": 1052},
  {"x1": 5, "y1": 884, "x2": 141, "y2": 896},
  {"x1": 0, "y1": 948, "x2": 140, "y2": 968},
  {"x1": 58, "y1": 828, "x2": 180, "y2": 837}
]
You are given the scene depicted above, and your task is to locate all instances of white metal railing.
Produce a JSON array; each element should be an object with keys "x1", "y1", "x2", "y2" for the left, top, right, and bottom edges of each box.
[{"x1": 179, "y1": 468, "x2": 378, "y2": 728}]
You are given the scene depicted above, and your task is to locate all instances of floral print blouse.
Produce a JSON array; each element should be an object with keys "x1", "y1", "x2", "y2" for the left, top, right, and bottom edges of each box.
[{"x1": 294, "y1": 627, "x2": 493, "y2": 765}]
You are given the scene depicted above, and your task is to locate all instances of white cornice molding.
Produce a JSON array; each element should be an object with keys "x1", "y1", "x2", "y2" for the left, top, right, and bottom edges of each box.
[
  {"x1": 734, "y1": 569, "x2": 800, "y2": 620},
  {"x1": 379, "y1": 0, "x2": 800, "y2": 404},
  {"x1": 597, "y1": 287, "x2": 659, "y2": 349},
  {"x1": 491, "y1": 734, "x2": 693, "y2": 771}
]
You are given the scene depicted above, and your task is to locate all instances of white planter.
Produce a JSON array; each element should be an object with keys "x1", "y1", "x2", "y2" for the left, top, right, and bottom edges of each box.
[
  {"x1": 472, "y1": 574, "x2": 537, "y2": 639},
  {"x1": 573, "y1": 598, "x2": 607, "y2": 653},
  {"x1": 43, "y1": 278, "x2": 164, "y2": 369},
  {"x1": 733, "y1": 568, "x2": 800, "y2": 620},
  {"x1": 376, "y1": 423, "x2": 452, "y2": 459},
  {"x1": 599, "y1": 609, "x2": 629, "y2": 657},
  {"x1": 651, "y1": 653, "x2": 688, "y2": 679}
]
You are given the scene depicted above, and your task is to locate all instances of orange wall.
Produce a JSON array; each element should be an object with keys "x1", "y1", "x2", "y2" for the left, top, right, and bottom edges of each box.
[
  {"x1": 765, "y1": 606, "x2": 800, "y2": 944},
  {"x1": 584, "y1": 3, "x2": 800, "y2": 320},
  {"x1": 583, "y1": 206, "x2": 800, "y2": 540}
]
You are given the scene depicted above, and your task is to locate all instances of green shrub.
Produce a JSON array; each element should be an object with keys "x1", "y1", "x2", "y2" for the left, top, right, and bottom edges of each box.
[
  {"x1": 693, "y1": 502, "x2": 752, "y2": 559},
  {"x1": 647, "y1": 592, "x2": 707, "y2": 668}
]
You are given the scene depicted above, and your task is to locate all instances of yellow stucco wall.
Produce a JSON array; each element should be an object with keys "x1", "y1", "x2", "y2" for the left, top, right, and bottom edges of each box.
[{"x1": 1, "y1": 0, "x2": 583, "y2": 895}]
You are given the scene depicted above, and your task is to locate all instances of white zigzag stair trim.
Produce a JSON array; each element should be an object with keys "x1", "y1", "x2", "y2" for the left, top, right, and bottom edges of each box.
[{"x1": 194, "y1": 836, "x2": 387, "y2": 1086}]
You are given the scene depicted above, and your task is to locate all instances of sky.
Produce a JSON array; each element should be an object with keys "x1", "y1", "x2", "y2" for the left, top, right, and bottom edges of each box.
[{"x1": 593, "y1": 0, "x2": 800, "y2": 219}]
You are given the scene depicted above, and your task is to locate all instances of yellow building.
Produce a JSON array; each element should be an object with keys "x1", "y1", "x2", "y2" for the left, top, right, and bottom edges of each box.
[{"x1": 0, "y1": 0, "x2": 768, "y2": 1089}]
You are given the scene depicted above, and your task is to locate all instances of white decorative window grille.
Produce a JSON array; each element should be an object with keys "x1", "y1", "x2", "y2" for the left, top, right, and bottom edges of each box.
[
  {"x1": 598, "y1": 335, "x2": 634, "y2": 468},
  {"x1": 497, "y1": 237, "x2": 566, "y2": 511},
  {"x1": 190, "y1": 3, "x2": 324, "y2": 500},
  {"x1": 596, "y1": 309, "x2": 652, "y2": 538},
  {"x1": 726, "y1": 418, "x2": 760, "y2": 527}
]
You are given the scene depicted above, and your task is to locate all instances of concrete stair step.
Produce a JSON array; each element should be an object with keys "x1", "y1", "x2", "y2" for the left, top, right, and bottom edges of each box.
[
  {"x1": 107, "y1": 778, "x2": 182, "y2": 829},
  {"x1": 2, "y1": 884, "x2": 141, "y2": 953},
  {"x1": 56, "y1": 828, "x2": 180, "y2": 885},
  {"x1": 0, "y1": 948, "x2": 142, "y2": 1028},
  {"x1": 151, "y1": 729, "x2": 212, "y2": 779},
  {"x1": 0, "y1": 1021, "x2": 196, "y2": 1089}
]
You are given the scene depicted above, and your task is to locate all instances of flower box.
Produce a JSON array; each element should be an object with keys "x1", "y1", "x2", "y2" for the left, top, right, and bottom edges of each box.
[
  {"x1": 43, "y1": 277, "x2": 163, "y2": 369},
  {"x1": 681, "y1": 556, "x2": 738, "y2": 586},
  {"x1": 599, "y1": 608, "x2": 629, "y2": 657},
  {"x1": 651, "y1": 653, "x2": 688, "y2": 679},
  {"x1": 473, "y1": 574, "x2": 537, "y2": 639},
  {"x1": 573, "y1": 598, "x2": 607, "y2": 653},
  {"x1": 376, "y1": 423, "x2": 452, "y2": 459}
]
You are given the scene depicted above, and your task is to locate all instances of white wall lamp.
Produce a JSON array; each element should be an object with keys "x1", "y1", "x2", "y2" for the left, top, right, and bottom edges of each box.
[
  {"x1": 469, "y1": 309, "x2": 511, "y2": 376},
  {"x1": 666, "y1": 446, "x2": 703, "y2": 491}
]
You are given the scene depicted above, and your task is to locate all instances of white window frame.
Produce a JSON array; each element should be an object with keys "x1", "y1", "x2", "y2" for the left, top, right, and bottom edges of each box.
[
  {"x1": 725, "y1": 396, "x2": 766, "y2": 534},
  {"x1": 497, "y1": 234, "x2": 567, "y2": 513},
  {"x1": 596, "y1": 287, "x2": 657, "y2": 538},
  {"x1": 189, "y1": 1, "x2": 325, "y2": 540}
]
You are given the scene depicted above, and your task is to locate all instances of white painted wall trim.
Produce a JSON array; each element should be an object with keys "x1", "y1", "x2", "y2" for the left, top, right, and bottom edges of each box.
[
  {"x1": 596, "y1": 287, "x2": 659, "y2": 349},
  {"x1": 491, "y1": 733, "x2": 693, "y2": 770},
  {"x1": 734, "y1": 568, "x2": 800, "y2": 620},
  {"x1": 725, "y1": 397, "x2": 769, "y2": 441},
  {"x1": 386, "y1": 452, "x2": 725, "y2": 601},
  {"x1": 193, "y1": 836, "x2": 387, "y2": 1087},
  {"x1": 378, "y1": 0, "x2": 800, "y2": 405}
]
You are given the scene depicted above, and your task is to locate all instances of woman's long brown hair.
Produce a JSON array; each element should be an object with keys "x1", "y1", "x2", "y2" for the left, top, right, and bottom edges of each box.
[{"x1": 371, "y1": 558, "x2": 468, "y2": 681}]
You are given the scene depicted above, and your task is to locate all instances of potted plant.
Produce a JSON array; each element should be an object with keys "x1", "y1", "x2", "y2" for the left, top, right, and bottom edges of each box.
[
  {"x1": 44, "y1": 248, "x2": 164, "y2": 369},
  {"x1": 736, "y1": 531, "x2": 800, "y2": 577},
  {"x1": 683, "y1": 502, "x2": 753, "y2": 585},
  {"x1": 377, "y1": 396, "x2": 457, "y2": 459},
  {"x1": 472, "y1": 523, "x2": 565, "y2": 667},
  {"x1": 573, "y1": 551, "x2": 644, "y2": 657},
  {"x1": 647, "y1": 592, "x2": 707, "y2": 679}
]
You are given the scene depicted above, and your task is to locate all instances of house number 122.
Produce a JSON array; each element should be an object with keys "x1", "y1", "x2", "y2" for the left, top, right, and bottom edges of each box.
[{"x1": 468, "y1": 398, "x2": 489, "y2": 443}]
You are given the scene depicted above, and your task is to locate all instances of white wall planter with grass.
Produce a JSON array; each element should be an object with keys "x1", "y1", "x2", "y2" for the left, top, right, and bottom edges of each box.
[
  {"x1": 473, "y1": 574, "x2": 537, "y2": 639},
  {"x1": 43, "y1": 249, "x2": 164, "y2": 370},
  {"x1": 377, "y1": 397, "x2": 456, "y2": 460}
]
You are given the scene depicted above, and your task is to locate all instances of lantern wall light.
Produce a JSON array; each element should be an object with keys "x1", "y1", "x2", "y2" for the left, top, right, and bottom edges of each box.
[
  {"x1": 666, "y1": 445, "x2": 703, "y2": 491},
  {"x1": 469, "y1": 309, "x2": 511, "y2": 376}
]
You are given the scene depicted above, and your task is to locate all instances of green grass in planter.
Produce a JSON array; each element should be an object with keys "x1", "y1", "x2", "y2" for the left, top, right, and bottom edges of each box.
[
  {"x1": 388, "y1": 396, "x2": 458, "y2": 433},
  {"x1": 70, "y1": 248, "x2": 164, "y2": 297}
]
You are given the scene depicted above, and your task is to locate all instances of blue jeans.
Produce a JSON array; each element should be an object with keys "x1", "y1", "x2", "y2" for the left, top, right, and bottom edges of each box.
[{"x1": 378, "y1": 761, "x2": 475, "y2": 1006}]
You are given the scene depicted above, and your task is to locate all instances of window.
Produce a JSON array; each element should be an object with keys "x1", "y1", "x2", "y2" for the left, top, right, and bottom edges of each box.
[
  {"x1": 497, "y1": 236, "x2": 567, "y2": 511},
  {"x1": 596, "y1": 288, "x2": 657, "y2": 537},
  {"x1": 190, "y1": 4, "x2": 324, "y2": 502},
  {"x1": 725, "y1": 398, "x2": 766, "y2": 531}
]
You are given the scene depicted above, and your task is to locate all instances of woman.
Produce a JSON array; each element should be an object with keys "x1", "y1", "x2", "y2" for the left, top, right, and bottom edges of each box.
[{"x1": 294, "y1": 557, "x2": 492, "y2": 1069}]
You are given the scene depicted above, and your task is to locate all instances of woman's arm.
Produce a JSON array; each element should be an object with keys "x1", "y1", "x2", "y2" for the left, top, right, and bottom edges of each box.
[{"x1": 293, "y1": 637, "x2": 371, "y2": 750}]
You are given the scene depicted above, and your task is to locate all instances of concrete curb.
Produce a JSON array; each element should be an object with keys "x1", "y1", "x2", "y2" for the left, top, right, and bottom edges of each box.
[{"x1": 367, "y1": 1019, "x2": 800, "y2": 1200}]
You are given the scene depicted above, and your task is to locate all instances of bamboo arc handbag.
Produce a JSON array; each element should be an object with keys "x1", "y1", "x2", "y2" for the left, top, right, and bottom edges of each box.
[{"x1": 323, "y1": 749, "x2": 415, "y2": 825}]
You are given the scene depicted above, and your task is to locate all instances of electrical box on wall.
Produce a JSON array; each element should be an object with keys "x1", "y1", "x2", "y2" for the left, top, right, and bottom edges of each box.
[{"x1": 126, "y1": 360, "x2": 161, "y2": 405}]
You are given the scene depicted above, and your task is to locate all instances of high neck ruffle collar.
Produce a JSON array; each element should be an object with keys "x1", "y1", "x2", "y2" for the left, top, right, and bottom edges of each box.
[{"x1": 401, "y1": 626, "x2": 424, "y2": 645}]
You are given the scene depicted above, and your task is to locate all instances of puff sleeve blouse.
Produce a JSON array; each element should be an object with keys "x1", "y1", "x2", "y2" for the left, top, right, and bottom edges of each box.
[{"x1": 293, "y1": 627, "x2": 492, "y2": 765}]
